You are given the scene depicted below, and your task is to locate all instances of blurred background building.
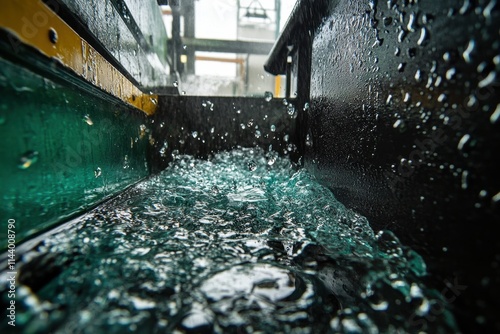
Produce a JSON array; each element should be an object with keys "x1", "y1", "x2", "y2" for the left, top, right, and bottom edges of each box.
[{"x1": 160, "y1": 0, "x2": 295, "y2": 96}]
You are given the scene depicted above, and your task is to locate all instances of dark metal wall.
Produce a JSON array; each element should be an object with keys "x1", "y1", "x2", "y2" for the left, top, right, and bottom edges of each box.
[
  {"x1": 268, "y1": 0, "x2": 500, "y2": 332},
  {"x1": 53, "y1": 0, "x2": 174, "y2": 91},
  {"x1": 149, "y1": 96, "x2": 297, "y2": 173}
]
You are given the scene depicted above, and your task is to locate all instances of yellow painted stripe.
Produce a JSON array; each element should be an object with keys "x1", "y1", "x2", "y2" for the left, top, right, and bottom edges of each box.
[
  {"x1": 0, "y1": 0, "x2": 157, "y2": 115},
  {"x1": 274, "y1": 75, "x2": 282, "y2": 98}
]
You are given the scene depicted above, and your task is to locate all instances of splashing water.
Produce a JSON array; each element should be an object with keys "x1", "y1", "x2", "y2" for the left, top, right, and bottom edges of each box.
[
  {"x1": 0, "y1": 148, "x2": 457, "y2": 333},
  {"x1": 264, "y1": 91, "x2": 273, "y2": 102}
]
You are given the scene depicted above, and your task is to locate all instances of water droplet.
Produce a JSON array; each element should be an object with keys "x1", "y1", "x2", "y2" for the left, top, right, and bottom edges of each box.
[
  {"x1": 492, "y1": 192, "x2": 500, "y2": 203},
  {"x1": 267, "y1": 155, "x2": 276, "y2": 166},
  {"x1": 173, "y1": 81, "x2": 178, "y2": 87},
  {"x1": 248, "y1": 160, "x2": 257, "y2": 171},
  {"x1": 270, "y1": 124, "x2": 276, "y2": 132},
  {"x1": 446, "y1": 68, "x2": 457, "y2": 80},
  {"x1": 182, "y1": 45, "x2": 187, "y2": 50},
  {"x1": 386, "y1": 94, "x2": 393, "y2": 105},
  {"x1": 466, "y1": 95, "x2": 478, "y2": 108},
  {"x1": 461, "y1": 170, "x2": 469, "y2": 189},
  {"x1": 393, "y1": 119, "x2": 403, "y2": 128},
  {"x1": 404, "y1": 92, "x2": 411, "y2": 103},
  {"x1": 462, "y1": 40, "x2": 475, "y2": 63},
  {"x1": 282, "y1": 99, "x2": 288, "y2": 106},
  {"x1": 368, "y1": 0, "x2": 376, "y2": 10},
  {"x1": 414, "y1": 69, "x2": 422, "y2": 82},
  {"x1": 83, "y1": 114, "x2": 93, "y2": 126},
  {"x1": 283, "y1": 134, "x2": 289, "y2": 142},
  {"x1": 407, "y1": 12, "x2": 416, "y2": 32},
  {"x1": 494, "y1": 55, "x2": 500, "y2": 66},
  {"x1": 48, "y1": 28, "x2": 58, "y2": 44},
  {"x1": 94, "y1": 167, "x2": 102, "y2": 178},
  {"x1": 477, "y1": 62, "x2": 488, "y2": 73},
  {"x1": 123, "y1": 155, "x2": 130, "y2": 169},
  {"x1": 191, "y1": 131, "x2": 198, "y2": 138},
  {"x1": 430, "y1": 61, "x2": 437, "y2": 73},
  {"x1": 287, "y1": 103, "x2": 296, "y2": 116},
  {"x1": 457, "y1": 134, "x2": 470, "y2": 150},
  {"x1": 305, "y1": 133, "x2": 313, "y2": 147},
  {"x1": 417, "y1": 27, "x2": 428, "y2": 45},
  {"x1": 483, "y1": 0, "x2": 496, "y2": 20},
  {"x1": 264, "y1": 91, "x2": 273, "y2": 102},
  {"x1": 398, "y1": 30, "x2": 406, "y2": 43},
  {"x1": 18, "y1": 150, "x2": 39, "y2": 169},
  {"x1": 459, "y1": 0, "x2": 472, "y2": 14},
  {"x1": 210, "y1": 127, "x2": 215, "y2": 134},
  {"x1": 240, "y1": 123, "x2": 246, "y2": 130},
  {"x1": 159, "y1": 141, "x2": 168, "y2": 157},
  {"x1": 398, "y1": 63, "x2": 406, "y2": 72},
  {"x1": 490, "y1": 104, "x2": 500, "y2": 124},
  {"x1": 437, "y1": 94, "x2": 447, "y2": 103},
  {"x1": 255, "y1": 130, "x2": 261, "y2": 138},
  {"x1": 139, "y1": 124, "x2": 147, "y2": 139},
  {"x1": 247, "y1": 119, "x2": 254, "y2": 127},
  {"x1": 370, "y1": 301, "x2": 389, "y2": 311},
  {"x1": 425, "y1": 77, "x2": 434, "y2": 88},
  {"x1": 434, "y1": 76, "x2": 443, "y2": 87},
  {"x1": 303, "y1": 102, "x2": 310, "y2": 111},
  {"x1": 478, "y1": 71, "x2": 496, "y2": 88}
]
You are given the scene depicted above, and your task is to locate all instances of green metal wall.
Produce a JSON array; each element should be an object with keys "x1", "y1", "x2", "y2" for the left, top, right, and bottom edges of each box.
[{"x1": 0, "y1": 56, "x2": 150, "y2": 250}]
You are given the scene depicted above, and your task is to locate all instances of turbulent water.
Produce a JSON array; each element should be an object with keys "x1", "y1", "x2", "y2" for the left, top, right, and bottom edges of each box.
[{"x1": 1, "y1": 148, "x2": 457, "y2": 333}]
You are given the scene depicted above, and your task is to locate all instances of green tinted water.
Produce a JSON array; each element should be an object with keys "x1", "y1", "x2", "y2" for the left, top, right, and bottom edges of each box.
[{"x1": 1, "y1": 148, "x2": 457, "y2": 333}]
